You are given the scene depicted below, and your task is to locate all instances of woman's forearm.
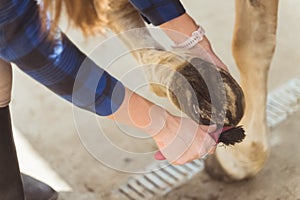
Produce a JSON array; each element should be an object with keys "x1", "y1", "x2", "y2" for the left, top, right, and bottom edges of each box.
[
  {"x1": 107, "y1": 88, "x2": 167, "y2": 136},
  {"x1": 160, "y1": 13, "x2": 199, "y2": 43}
]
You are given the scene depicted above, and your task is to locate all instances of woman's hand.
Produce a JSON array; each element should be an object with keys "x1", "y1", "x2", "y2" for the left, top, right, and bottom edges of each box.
[
  {"x1": 192, "y1": 35, "x2": 228, "y2": 71},
  {"x1": 108, "y1": 88, "x2": 217, "y2": 165},
  {"x1": 144, "y1": 110, "x2": 217, "y2": 165},
  {"x1": 160, "y1": 13, "x2": 228, "y2": 71}
]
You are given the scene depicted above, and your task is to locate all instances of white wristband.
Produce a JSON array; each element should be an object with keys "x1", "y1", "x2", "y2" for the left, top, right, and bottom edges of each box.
[{"x1": 172, "y1": 25, "x2": 205, "y2": 49}]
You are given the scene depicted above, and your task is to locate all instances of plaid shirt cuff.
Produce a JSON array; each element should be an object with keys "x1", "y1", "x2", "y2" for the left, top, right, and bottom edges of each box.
[{"x1": 129, "y1": 0, "x2": 186, "y2": 26}]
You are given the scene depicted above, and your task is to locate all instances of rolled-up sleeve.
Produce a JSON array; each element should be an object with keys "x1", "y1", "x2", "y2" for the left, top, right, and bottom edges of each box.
[
  {"x1": 129, "y1": 0, "x2": 186, "y2": 26},
  {"x1": 0, "y1": 0, "x2": 125, "y2": 116}
]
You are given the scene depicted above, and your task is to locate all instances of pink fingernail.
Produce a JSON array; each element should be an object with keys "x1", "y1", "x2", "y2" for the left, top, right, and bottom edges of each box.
[{"x1": 154, "y1": 151, "x2": 166, "y2": 160}]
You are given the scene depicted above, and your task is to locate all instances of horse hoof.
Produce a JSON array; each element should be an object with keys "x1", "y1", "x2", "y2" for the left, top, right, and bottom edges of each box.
[
  {"x1": 167, "y1": 57, "x2": 245, "y2": 144},
  {"x1": 204, "y1": 154, "x2": 237, "y2": 183}
]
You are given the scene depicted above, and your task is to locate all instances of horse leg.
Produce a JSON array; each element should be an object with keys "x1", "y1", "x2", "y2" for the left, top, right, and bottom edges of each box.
[
  {"x1": 205, "y1": 0, "x2": 279, "y2": 181},
  {"x1": 97, "y1": 1, "x2": 245, "y2": 128}
]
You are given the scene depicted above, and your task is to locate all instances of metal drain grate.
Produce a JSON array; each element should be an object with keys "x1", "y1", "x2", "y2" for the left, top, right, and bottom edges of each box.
[
  {"x1": 112, "y1": 78, "x2": 300, "y2": 200},
  {"x1": 112, "y1": 159, "x2": 205, "y2": 200},
  {"x1": 267, "y1": 78, "x2": 300, "y2": 128}
]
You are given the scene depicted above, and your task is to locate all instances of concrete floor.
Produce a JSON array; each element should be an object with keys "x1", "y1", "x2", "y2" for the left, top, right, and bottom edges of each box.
[{"x1": 10, "y1": 0, "x2": 300, "y2": 199}]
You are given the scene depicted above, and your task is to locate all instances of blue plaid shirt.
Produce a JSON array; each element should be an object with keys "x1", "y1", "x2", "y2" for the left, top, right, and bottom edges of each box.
[
  {"x1": 129, "y1": 0, "x2": 186, "y2": 25},
  {"x1": 0, "y1": 0, "x2": 125, "y2": 116},
  {"x1": 0, "y1": 0, "x2": 185, "y2": 115}
]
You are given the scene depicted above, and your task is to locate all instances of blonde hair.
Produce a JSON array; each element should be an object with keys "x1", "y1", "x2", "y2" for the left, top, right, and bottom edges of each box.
[{"x1": 43, "y1": 0, "x2": 108, "y2": 35}]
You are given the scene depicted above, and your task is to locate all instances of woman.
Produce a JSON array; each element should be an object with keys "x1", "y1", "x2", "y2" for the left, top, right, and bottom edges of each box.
[{"x1": 0, "y1": 0, "x2": 227, "y2": 199}]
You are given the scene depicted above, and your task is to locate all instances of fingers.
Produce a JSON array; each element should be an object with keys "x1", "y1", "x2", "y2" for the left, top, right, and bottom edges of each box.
[
  {"x1": 193, "y1": 36, "x2": 229, "y2": 72},
  {"x1": 199, "y1": 124, "x2": 217, "y2": 133},
  {"x1": 154, "y1": 151, "x2": 166, "y2": 160},
  {"x1": 208, "y1": 146, "x2": 217, "y2": 155},
  {"x1": 154, "y1": 124, "x2": 217, "y2": 164},
  {"x1": 211, "y1": 55, "x2": 228, "y2": 71}
]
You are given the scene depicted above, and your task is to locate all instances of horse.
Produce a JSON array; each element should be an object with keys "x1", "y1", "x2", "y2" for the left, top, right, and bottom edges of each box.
[{"x1": 43, "y1": 0, "x2": 279, "y2": 181}]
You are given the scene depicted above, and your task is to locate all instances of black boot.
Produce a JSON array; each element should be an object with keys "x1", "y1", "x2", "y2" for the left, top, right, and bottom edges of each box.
[
  {"x1": 0, "y1": 106, "x2": 25, "y2": 200},
  {"x1": 22, "y1": 173, "x2": 58, "y2": 200},
  {"x1": 0, "y1": 106, "x2": 58, "y2": 200}
]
